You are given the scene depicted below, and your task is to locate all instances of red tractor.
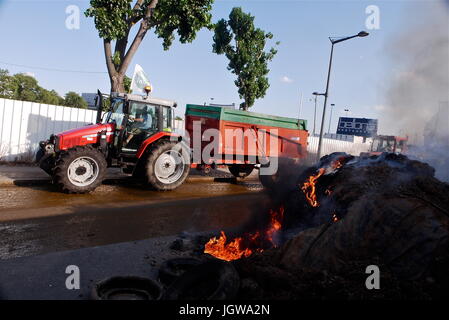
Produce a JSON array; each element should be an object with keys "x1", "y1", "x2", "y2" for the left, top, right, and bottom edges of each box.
[
  {"x1": 361, "y1": 135, "x2": 408, "y2": 157},
  {"x1": 36, "y1": 91, "x2": 190, "y2": 193}
]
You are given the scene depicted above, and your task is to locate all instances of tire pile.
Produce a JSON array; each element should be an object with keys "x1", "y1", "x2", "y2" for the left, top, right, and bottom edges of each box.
[{"x1": 232, "y1": 153, "x2": 449, "y2": 299}]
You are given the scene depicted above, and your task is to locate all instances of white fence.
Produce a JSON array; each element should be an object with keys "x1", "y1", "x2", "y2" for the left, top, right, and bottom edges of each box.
[
  {"x1": 0, "y1": 98, "x2": 372, "y2": 162},
  {"x1": 306, "y1": 135, "x2": 371, "y2": 163},
  {"x1": 0, "y1": 98, "x2": 98, "y2": 161}
]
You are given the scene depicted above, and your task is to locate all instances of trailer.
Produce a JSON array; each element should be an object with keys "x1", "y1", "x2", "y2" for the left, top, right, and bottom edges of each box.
[{"x1": 185, "y1": 104, "x2": 309, "y2": 183}]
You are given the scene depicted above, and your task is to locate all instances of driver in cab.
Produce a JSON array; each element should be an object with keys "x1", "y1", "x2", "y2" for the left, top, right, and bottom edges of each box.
[{"x1": 124, "y1": 104, "x2": 153, "y2": 147}]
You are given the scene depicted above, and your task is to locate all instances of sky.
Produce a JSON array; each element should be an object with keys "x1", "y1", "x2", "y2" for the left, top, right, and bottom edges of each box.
[{"x1": 0, "y1": 0, "x2": 446, "y2": 135}]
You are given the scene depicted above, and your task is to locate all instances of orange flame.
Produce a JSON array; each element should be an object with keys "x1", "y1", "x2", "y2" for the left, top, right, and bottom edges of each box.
[
  {"x1": 301, "y1": 157, "x2": 346, "y2": 208},
  {"x1": 267, "y1": 207, "x2": 284, "y2": 244},
  {"x1": 204, "y1": 231, "x2": 252, "y2": 261},
  {"x1": 301, "y1": 168, "x2": 325, "y2": 207},
  {"x1": 204, "y1": 206, "x2": 284, "y2": 261}
]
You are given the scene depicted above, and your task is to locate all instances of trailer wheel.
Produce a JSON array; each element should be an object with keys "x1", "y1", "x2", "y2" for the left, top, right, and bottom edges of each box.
[
  {"x1": 228, "y1": 164, "x2": 254, "y2": 178},
  {"x1": 259, "y1": 157, "x2": 307, "y2": 190},
  {"x1": 145, "y1": 141, "x2": 190, "y2": 191},
  {"x1": 53, "y1": 146, "x2": 107, "y2": 194},
  {"x1": 259, "y1": 167, "x2": 280, "y2": 190}
]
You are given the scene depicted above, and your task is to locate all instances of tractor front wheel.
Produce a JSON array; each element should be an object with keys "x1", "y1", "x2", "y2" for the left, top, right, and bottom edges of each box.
[
  {"x1": 53, "y1": 146, "x2": 107, "y2": 193},
  {"x1": 145, "y1": 141, "x2": 190, "y2": 191}
]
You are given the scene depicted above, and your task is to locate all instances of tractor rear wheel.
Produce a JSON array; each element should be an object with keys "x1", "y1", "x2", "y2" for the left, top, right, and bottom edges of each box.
[
  {"x1": 53, "y1": 146, "x2": 107, "y2": 193},
  {"x1": 145, "y1": 141, "x2": 190, "y2": 191},
  {"x1": 228, "y1": 164, "x2": 254, "y2": 179}
]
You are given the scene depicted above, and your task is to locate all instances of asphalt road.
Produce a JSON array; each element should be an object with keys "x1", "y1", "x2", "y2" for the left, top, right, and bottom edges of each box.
[{"x1": 0, "y1": 178, "x2": 267, "y2": 260}]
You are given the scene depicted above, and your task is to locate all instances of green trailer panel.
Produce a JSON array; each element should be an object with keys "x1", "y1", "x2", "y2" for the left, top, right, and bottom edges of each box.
[{"x1": 185, "y1": 104, "x2": 307, "y2": 131}]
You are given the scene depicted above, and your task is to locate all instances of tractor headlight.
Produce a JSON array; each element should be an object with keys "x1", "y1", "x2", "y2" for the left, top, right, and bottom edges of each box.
[{"x1": 45, "y1": 143, "x2": 55, "y2": 153}]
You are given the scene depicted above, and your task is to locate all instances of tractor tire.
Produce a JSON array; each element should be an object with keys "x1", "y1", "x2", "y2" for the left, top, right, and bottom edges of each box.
[
  {"x1": 53, "y1": 146, "x2": 107, "y2": 194},
  {"x1": 145, "y1": 140, "x2": 190, "y2": 191},
  {"x1": 228, "y1": 164, "x2": 255, "y2": 179}
]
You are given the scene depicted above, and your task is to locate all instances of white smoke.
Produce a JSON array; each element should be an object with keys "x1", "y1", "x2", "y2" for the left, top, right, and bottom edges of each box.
[
  {"x1": 380, "y1": 0, "x2": 449, "y2": 140},
  {"x1": 380, "y1": 0, "x2": 449, "y2": 182}
]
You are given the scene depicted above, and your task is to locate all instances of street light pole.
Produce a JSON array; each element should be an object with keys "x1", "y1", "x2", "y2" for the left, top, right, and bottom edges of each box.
[
  {"x1": 316, "y1": 42, "x2": 334, "y2": 161},
  {"x1": 316, "y1": 31, "x2": 369, "y2": 161},
  {"x1": 312, "y1": 92, "x2": 325, "y2": 136},
  {"x1": 313, "y1": 95, "x2": 317, "y2": 136}
]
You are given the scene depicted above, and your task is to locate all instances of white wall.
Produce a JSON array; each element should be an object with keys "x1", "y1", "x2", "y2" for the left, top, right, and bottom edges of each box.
[
  {"x1": 306, "y1": 135, "x2": 371, "y2": 163},
  {"x1": 0, "y1": 98, "x2": 97, "y2": 161}
]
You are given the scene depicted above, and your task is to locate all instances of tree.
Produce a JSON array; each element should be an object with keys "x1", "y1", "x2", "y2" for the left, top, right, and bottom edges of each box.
[
  {"x1": 12, "y1": 73, "x2": 40, "y2": 102},
  {"x1": 85, "y1": 0, "x2": 214, "y2": 93},
  {"x1": 0, "y1": 69, "x2": 15, "y2": 98},
  {"x1": 64, "y1": 91, "x2": 88, "y2": 109},
  {"x1": 212, "y1": 7, "x2": 278, "y2": 111},
  {"x1": 39, "y1": 89, "x2": 64, "y2": 105}
]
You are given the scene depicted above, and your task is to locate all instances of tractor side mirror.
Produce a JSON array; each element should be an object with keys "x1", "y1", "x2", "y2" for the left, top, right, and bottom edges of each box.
[
  {"x1": 96, "y1": 90, "x2": 103, "y2": 124},
  {"x1": 123, "y1": 100, "x2": 130, "y2": 114}
]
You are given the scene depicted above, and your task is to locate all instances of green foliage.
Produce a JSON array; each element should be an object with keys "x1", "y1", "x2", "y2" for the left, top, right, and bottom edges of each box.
[
  {"x1": 153, "y1": 0, "x2": 214, "y2": 50},
  {"x1": 0, "y1": 69, "x2": 88, "y2": 109},
  {"x1": 39, "y1": 89, "x2": 63, "y2": 105},
  {"x1": 0, "y1": 69, "x2": 15, "y2": 98},
  {"x1": 102, "y1": 97, "x2": 112, "y2": 111},
  {"x1": 64, "y1": 92, "x2": 88, "y2": 109},
  {"x1": 86, "y1": 0, "x2": 214, "y2": 47},
  {"x1": 85, "y1": 0, "x2": 134, "y2": 40},
  {"x1": 12, "y1": 73, "x2": 41, "y2": 102},
  {"x1": 85, "y1": 0, "x2": 214, "y2": 93},
  {"x1": 124, "y1": 75, "x2": 132, "y2": 93},
  {"x1": 212, "y1": 7, "x2": 278, "y2": 110}
]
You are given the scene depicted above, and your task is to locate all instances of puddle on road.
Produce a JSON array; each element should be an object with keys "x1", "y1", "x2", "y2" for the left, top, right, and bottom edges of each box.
[{"x1": 0, "y1": 180, "x2": 262, "y2": 211}]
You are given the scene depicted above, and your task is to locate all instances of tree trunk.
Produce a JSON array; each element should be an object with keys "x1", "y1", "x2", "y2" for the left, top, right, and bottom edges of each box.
[{"x1": 110, "y1": 74, "x2": 125, "y2": 94}]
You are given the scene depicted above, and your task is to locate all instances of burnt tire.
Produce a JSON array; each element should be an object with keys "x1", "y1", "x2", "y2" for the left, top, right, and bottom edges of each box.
[
  {"x1": 53, "y1": 146, "x2": 107, "y2": 194},
  {"x1": 158, "y1": 258, "x2": 204, "y2": 287},
  {"x1": 228, "y1": 164, "x2": 255, "y2": 179},
  {"x1": 161, "y1": 260, "x2": 240, "y2": 300},
  {"x1": 145, "y1": 140, "x2": 190, "y2": 191}
]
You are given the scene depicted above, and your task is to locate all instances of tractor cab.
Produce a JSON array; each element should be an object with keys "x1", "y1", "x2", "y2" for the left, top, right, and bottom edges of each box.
[
  {"x1": 100, "y1": 92, "x2": 177, "y2": 155},
  {"x1": 365, "y1": 135, "x2": 408, "y2": 156}
]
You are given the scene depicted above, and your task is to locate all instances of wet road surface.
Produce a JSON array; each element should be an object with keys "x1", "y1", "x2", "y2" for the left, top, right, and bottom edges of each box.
[{"x1": 0, "y1": 179, "x2": 267, "y2": 260}]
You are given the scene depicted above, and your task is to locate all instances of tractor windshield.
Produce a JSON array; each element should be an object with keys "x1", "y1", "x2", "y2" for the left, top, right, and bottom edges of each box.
[
  {"x1": 105, "y1": 98, "x2": 125, "y2": 127},
  {"x1": 373, "y1": 138, "x2": 395, "y2": 152}
]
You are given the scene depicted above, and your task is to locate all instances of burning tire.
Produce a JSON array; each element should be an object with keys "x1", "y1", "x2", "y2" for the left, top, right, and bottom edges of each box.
[
  {"x1": 53, "y1": 146, "x2": 107, "y2": 194},
  {"x1": 228, "y1": 164, "x2": 254, "y2": 178},
  {"x1": 145, "y1": 140, "x2": 190, "y2": 191}
]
